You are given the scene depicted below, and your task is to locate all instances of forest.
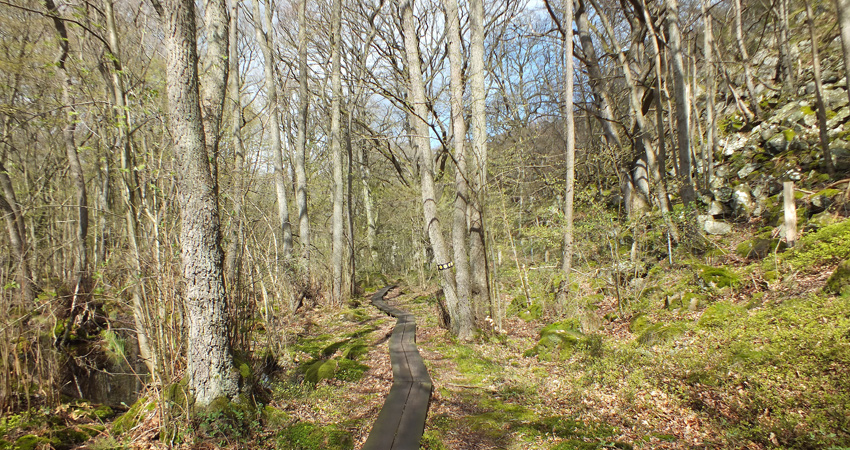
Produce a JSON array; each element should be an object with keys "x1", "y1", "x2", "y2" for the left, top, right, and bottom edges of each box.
[{"x1": 0, "y1": 0, "x2": 849, "y2": 448}]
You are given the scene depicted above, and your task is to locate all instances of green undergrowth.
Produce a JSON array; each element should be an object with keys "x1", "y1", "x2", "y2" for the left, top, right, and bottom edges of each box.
[
  {"x1": 0, "y1": 403, "x2": 111, "y2": 450},
  {"x1": 784, "y1": 218, "x2": 850, "y2": 269},
  {"x1": 274, "y1": 421, "x2": 353, "y2": 450}
]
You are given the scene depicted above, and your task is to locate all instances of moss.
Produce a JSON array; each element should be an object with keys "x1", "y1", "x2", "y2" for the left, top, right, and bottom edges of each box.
[
  {"x1": 13, "y1": 435, "x2": 55, "y2": 450},
  {"x1": 275, "y1": 422, "x2": 353, "y2": 450},
  {"x1": 629, "y1": 314, "x2": 651, "y2": 334},
  {"x1": 303, "y1": 359, "x2": 338, "y2": 384},
  {"x1": 697, "y1": 265, "x2": 741, "y2": 288},
  {"x1": 262, "y1": 405, "x2": 290, "y2": 428},
  {"x1": 825, "y1": 260, "x2": 850, "y2": 297},
  {"x1": 801, "y1": 105, "x2": 815, "y2": 115},
  {"x1": 698, "y1": 301, "x2": 746, "y2": 328},
  {"x1": 525, "y1": 320, "x2": 586, "y2": 360},
  {"x1": 782, "y1": 128, "x2": 796, "y2": 141},
  {"x1": 112, "y1": 397, "x2": 157, "y2": 435},
  {"x1": 785, "y1": 218, "x2": 850, "y2": 269},
  {"x1": 736, "y1": 237, "x2": 785, "y2": 259},
  {"x1": 816, "y1": 188, "x2": 841, "y2": 198},
  {"x1": 335, "y1": 359, "x2": 368, "y2": 382},
  {"x1": 637, "y1": 322, "x2": 687, "y2": 345}
]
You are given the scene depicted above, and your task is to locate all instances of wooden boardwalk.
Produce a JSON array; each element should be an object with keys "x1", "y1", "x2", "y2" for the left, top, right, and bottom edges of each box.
[{"x1": 362, "y1": 286, "x2": 433, "y2": 450}]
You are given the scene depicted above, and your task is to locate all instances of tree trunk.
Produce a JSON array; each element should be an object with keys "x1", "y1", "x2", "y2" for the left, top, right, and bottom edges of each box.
[
  {"x1": 836, "y1": 0, "x2": 850, "y2": 107},
  {"x1": 45, "y1": 0, "x2": 89, "y2": 340},
  {"x1": 398, "y1": 0, "x2": 462, "y2": 334},
  {"x1": 200, "y1": 0, "x2": 230, "y2": 192},
  {"x1": 558, "y1": 0, "x2": 576, "y2": 313},
  {"x1": 665, "y1": 0, "x2": 694, "y2": 205},
  {"x1": 783, "y1": 181, "x2": 797, "y2": 247},
  {"x1": 804, "y1": 0, "x2": 836, "y2": 177},
  {"x1": 252, "y1": 0, "x2": 293, "y2": 260},
  {"x1": 775, "y1": 0, "x2": 796, "y2": 92},
  {"x1": 734, "y1": 0, "x2": 763, "y2": 119},
  {"x1": 225, "y1": 3, "x2": 246, "y2": 303},
  {"x1": 701, "y1": 0, "x2": 717, "y2": 189},
  {"x1": 103, "y1": 0, "x2": 156, "y2": 375},
  {"x1": 295, "y1": 0, "x2": 311, "y2": 269},
  {"x1": 468, "y1": 0, "x2": 491, "y2": 320},
  {"x1": 163, "y1": 0, "x2": 237, "y2": 407},
  {"x1": 330, "y1": 0, "x2": 344, "y2": 304},
  {"x1": 442, "y1": 0, "x2": 475, "y2": 339}
]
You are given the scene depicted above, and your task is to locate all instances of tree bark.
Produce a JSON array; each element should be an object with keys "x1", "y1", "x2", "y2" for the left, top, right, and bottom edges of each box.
[
  {"x1": 330, "y1": 0, "x2": 344, "y2": 304},
  {"x1": 295, "y1": 0, "x2": 311, "y2": 269},
  {"x1": 734, "y1": 0, "x2": 763, "y2": 119},
  {"x1": 225, "y1": 2, "x2": 246, "y2": 303},
  {"x1": 442, "y1": 0, "x2": 475, "y2": 339},
  {"x1": 701, "y1": 0, "x2": 717, "y2": 189},
  {"x1": 398, "y1": 0, "x2": 462, "y2": 334},
  {"x1": 103, "y1": 0, "x2": 156, "y2": 375},
  {"x1": 665, "y1": 0, "x2": 694, "y2": 205},
  {"x1": 163, "y1": 0, "x2": 237, "y2": 407},
  {"x1": 200, "y1": 0, "x2": 230, "y2": 192},
  {"x1": 558, "y1": 0, "x2": 576, "y2": 313},
  {"x1": 251, "y1": 0, "x2": 293, "y2": 260},
  {"x1": 468, "y1": 0, "x2": 491, "y2": 319}
]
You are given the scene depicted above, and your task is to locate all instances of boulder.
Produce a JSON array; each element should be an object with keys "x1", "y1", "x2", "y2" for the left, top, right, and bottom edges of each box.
[
  {"x1": 824, "y1": 88, "x2": 849, "y2": 110},
  {"x1": 732, "y1": 184, "x2": 755, "y2": 217},
  {"x1": 827, "y1": 106, "x2": 849, "y2": 129},
  {"x1": 766, "y1": 132, "x2": 790, "y2": 154},
  {"x1": 805, "y1": 81, "x2": 816, "y2": 95},
  {"x1": 704, "y1": 219, "x2": 732, "y2": 235},
  {"x1": 713, "y1": 186, "x2": 733, "y2": 202},
  {"x1": 737, "y1": 162, "x2": 760, "y2": 179},
  {"x1": 722, "y1": 134, "x2": 748, "y2": 156},
  {"x1": 708, "y1": 200, "x2": 726, "y2": 216}
]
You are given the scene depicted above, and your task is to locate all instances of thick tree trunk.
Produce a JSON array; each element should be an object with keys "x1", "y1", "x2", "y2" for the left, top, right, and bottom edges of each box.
[
  {"x1": 295, "y1": 0, "x2": 311, "y2": 268},
  {"x1": 330, "y1": 0, "x2": 344, "y2": 304},
  {"x1": 442, "y1": 0, "x2": 475, "y2": 339},
  {"x1": 398, "y1": 0, "x2": 462, "y2": 333},
  {"x1": 103, "y1": 0, "x2": 156, "y2": 375},
  {"x1": 200, "y1": 0, "x2": 229, "y2": 191},
  {"x1": 804, "y1": 0, "x2": 836, "y2": 177},
  {"x1": 163, "y1": 0, "x2": 237, "y2": 407},
  {"x1": 252, "y1": 0, "x2": 293, "y2": 260},
  {"x1": 468, "y1": 0, "x2": 491, "y2": 319},
  {"x1": 665, "y1": 0, "x2": 694, "y2": 205}
]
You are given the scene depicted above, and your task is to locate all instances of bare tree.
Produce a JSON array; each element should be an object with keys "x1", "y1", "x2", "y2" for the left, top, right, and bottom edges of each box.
[
  {"x1": 665, "y1": 0, "x2": 694, "y2": 205},
  {"x1": 330, "y1": 0, "x2": 345, "y2": 304},
  {"x1": 163, "y1": 0, "x2": 237, "y2": 407},
  {"x1": 295, "y1": 0, "x2": 312, "y2": 270},
  {"x1": 804, "y1": 0, "x2": 836, "y2": 176}
]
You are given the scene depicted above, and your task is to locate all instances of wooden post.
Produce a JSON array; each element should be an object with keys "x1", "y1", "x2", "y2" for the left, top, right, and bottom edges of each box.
[{"x1": 783, "y1": 181, "x2": 797, "y2": 247}]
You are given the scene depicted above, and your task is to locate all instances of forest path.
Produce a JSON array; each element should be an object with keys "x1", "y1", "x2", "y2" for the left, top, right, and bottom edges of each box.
[{"x1": 362, "y1": 286, "x2": 433, "y2": 450}]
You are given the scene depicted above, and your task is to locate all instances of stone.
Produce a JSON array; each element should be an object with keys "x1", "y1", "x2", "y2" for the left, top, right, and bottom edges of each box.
[
  {"x1": 810, "y1": 211, "x2": 839, "y2": 228},
  {"x1": 831, "y1": 145, "x2": 850, "y2": 171},
  {"x1": 713, "y1": 186, "x2": 733, "y2": 202},
  {"x1": 704, "y1": 219, "x2": 732, "y2": 235},
  {"x1": 805, "y1": 81, "x2": 816, "y2": 95},
  {"x1": 708, "y1": 200, "x2": 726, "y2": 216},
  {"x1": 823, "y1": 70, "x2": 839, "y2": 84},
  {"x1": 824, "y1": 88, "x2": 849, "y2": 110},
  {"x1": 722, "y1": 134, "x2": 748, "y2": 156},
  {"x1": 827, "y1": 106, "x2": 850, "y2": 129},
  {"x1": 732, "y1": 184, "x2": 754, "y2": 217},
  {"x1": 766, "y1": 132, "x2": 789, "y2": 154},
  {"x1": 759, "y1": 125, "x2": 778, "y2": 143},
  {"x1": 737, "y1": 163, "x2": 760, "y2": 178},
  {"x1": 812, "y1": 193, "x2": 834, "y2": 211}
]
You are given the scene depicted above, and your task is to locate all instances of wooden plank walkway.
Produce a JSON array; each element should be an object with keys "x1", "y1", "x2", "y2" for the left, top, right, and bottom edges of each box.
[{"x1": 362, "y1": 286, "x2": 433, "y2": 450}]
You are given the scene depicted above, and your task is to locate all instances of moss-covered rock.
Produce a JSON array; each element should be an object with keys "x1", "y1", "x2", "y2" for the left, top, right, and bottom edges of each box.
[
  {"x1": 629, "y1": 314, "x2": 651, "y2": 334},
  {"x1": 525, "y1": 320, "x2": 585, "y2": 360},
  {"x1": 13, "y1": 435, "x2": 57, "y2": 450},
  {"x1": 697, "y1": 265, "x2": 741, "y2": 288},
  {"x1": 262, "y1": 405, "x2": 290, "y2": 428},
  {"x1": 112, "y1": 397, "x2": 157, "y2": 435},
  {"x1": 825, "y1": 260, "x2": 850, "y2": 296}
]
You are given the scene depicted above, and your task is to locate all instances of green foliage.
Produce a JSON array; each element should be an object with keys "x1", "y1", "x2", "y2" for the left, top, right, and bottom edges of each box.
[
  {"x1": 785, "y1": 218, "x2": 850, "y2": 269},
  {"x1": 100, "y1": 330, "x2": 126, "y2": 366},
  {"x1": 275, "y1": 422, "x2": 353, "y2": 450}
]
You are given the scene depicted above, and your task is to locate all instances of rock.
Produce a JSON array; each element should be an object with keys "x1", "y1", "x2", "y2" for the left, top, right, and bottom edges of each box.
[
  {"x1": 714, "y1": 165, "x2": 730, "y2": 179},
  {"x1": 704, "y1": 219, "x2": 732, "y2": 235},
  {"x1": 732, "y1": 184, "x2": 755, "y2": 217},
  {"x1": 766, "y1": 132, "x2": 789, "y2": 154},
  {"x1": 824, "y1": 88, "x2": 849, "y2": 110},
  {"x1": 708, "y1": 200, "x2": 726, "y2": 216},
  {"x1": 713, "y1": 186, "x2": 733, "y2": 202},
  {"x1": 811, "y1": 193, "x2": 834, "y2": 211},
  {"x1": 823, "y1": 70, "x2": 839, "y2": 84},
  {"x1": 831, "y1": 145, "x2": 850, "y2": 171},
  {"x1": 759, "y1": 125, "x2": 778, "y2": 142},
  {"x1": 810, "y1": 210, "x2": 839, "y2": 228},
  {"x1": 825, "y1": 260, "x2": 850, "y2": 296},
  {"x1": 805, "y1": 81, "x2": 816, "y2": 95},
  {"x1": 827, "y1": 106, "x2": 850, "y2": 129},
  {"x1": 737, "y1": 163, "x2": 760, "y2": 178},
  {"x1": 722, "y1": 134, "x2": 748, "y2": 156},
  {"x1": 837, "y1": 77, "x2": 848, "y2": 88}
]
